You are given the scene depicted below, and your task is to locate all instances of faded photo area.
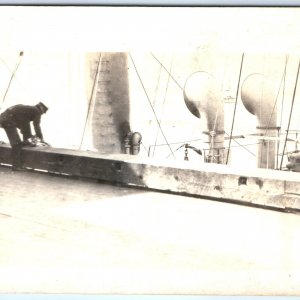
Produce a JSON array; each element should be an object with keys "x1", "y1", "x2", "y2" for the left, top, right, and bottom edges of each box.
[{"x1": 0, "y1": 6, "x2": 300, "y2": 295}]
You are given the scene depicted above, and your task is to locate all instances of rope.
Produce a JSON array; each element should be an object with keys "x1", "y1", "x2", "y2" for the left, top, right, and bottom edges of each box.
[
  {"x1": 148, "y1": 56, "x2": 163, "y2": 156},
  {"x1": 164, "y1": 138, "x2": 258, "y2": 159},
  {"x1": 208, "y1": 142, "x2": 259, "y2": 149},
  {"x1": 226, "y1": 53, "x2": 244, "y2": 164},
  {"x1": 165, "y1": 141, "x2": 259, "y2": 159},
  {"x1": 150, "y1": 132, "x2": 255, "y2": 150},
  {"x1": 278, "y1": 55, "x2": 288, "y2": 168},
  {"x1": 165, "y1": 143, "x2": 185, "y2": 158},
  {"x1": 152, "y1": 54, "x2": 173, "y2": 157},
  {"x1": 140, "y1": 141, "x2": 148, "y2": 153},
  {"x1": 129, "y1": 53, "x2": 175, "y2": 159},
  {"x1": 224, "y1": 131, "x2": 256, "y2": 156},
  {"x1": 279, "y1": 55, "x2": 288, "y2": 132},
  {"x1": 151, "y1": 53, "x2": 183, "y2": 91},
  {"x1": 79, "y1": 52, "x2": 102, "y2": 150},
  {"x1": 1, "y1": 51, "x2": 24, "y2": 109},
  {"x1": 0, "y1": 54, "x2": 33, "y2": 101},
  {"x1": 280, "y1": 58, "x2": 300, "y2": 169},
  {"x1": 152, "y1": 54, "x2": 164, "y2": 109},
  {"x1": 149, "y1": 137, "x2": 202, "y2": 149}
]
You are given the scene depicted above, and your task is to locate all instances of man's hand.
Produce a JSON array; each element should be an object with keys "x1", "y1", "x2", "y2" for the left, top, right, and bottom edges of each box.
[
  {"x1": 22, "y1": 139, "x2": 36, "y2": 147},
  {"x1": 40, "y1": 140, "x2": 50, "y2": 146}
]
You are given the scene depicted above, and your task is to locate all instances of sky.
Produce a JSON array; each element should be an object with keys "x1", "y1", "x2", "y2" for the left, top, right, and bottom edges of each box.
[
  {"x1": 1, "y1": 7, "x2": 300, "y2": 167},
  {"x1": 0, "y1": 7, "x2": 300, "y2": 52}
]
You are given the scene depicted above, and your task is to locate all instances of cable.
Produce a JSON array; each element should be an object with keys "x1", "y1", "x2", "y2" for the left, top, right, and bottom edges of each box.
[
  {"x1": 165, "y1": 144, "x2": 185, "y2": 159},
  {"x1": 0, "y1": 54, "x2": 33, "y2": 100},
  {"x1": 152, "y1": 54, "x2": 174, "y2": 157},
  {"x1": 140, "y1": 141, "x2": 148, "y2": 153},
  {"x1": 279, "y1": 55, "x2": 288, "y2": 132},
  {"x1": 149, "y1": 138, "x2": 202, "y2": 149},
  {"x1": 151, "y1": 53, "x2": 183, "y2": 91},
  {"x1": 166, "y1": 142, "x2": 259, "y2": 159},
  {"x1": 277, "y1": 54, "x2": 288, "y2": 168},
  {"x1": 152, "y1": 53, "x2": 164, "y2": 109},
  {"x1": 149, "y1": 56, "x2": 163, "y2": 157},
  {"x1": 79, "y1": 53, "x2": 102, "y2": 150},
  {"x1": 0, "y1": 51, "x2": 24, "y2": 109},
  {"x1": 226, "y1": 53, "x2": 244, "y2": 164},
  {"x1": 129, "y1": 53, "x2": 175, "y2": 159},
  {"x1": 224, "y1": 131, "x2": 256, "y2": 156},
  {"x1": 207, "y1": 142, "x2": 259, "y2": 150},
  {"x1": 280, "y1": 58, "x2": 300, "y2": 170}
]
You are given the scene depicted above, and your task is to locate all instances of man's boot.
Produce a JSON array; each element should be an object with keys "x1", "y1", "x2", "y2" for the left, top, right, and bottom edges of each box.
[{"x1": 11, "y1": 143, "x2": 23, "y2": 171}]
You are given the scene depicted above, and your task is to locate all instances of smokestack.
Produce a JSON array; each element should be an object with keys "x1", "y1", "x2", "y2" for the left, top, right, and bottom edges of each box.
[
  {"x1": 183, "y1": 71, "x2": 224, "y2": 163},
  {"x1": 241, "y1": 73, "x2": 278, "y2": 169}
]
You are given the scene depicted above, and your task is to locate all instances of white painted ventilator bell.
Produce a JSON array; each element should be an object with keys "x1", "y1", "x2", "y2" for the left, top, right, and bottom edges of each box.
[{"x1": 183, "y1": 71, "x2": 224, "y2": 164}]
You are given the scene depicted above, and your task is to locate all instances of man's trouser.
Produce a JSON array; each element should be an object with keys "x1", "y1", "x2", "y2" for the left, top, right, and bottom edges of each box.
[{"x1": 3, "y1": 126, "x2": 23, "y2": 169}]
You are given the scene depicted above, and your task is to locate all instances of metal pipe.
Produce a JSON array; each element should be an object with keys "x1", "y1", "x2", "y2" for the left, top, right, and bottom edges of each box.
[{"x1": 241, "y1": 73, "x2": 277, "y2": 169}]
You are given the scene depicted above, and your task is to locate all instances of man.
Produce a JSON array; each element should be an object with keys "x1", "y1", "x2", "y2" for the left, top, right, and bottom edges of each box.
[{"x1": 0, "y1": 102, "x2": 48, "y2": 171}]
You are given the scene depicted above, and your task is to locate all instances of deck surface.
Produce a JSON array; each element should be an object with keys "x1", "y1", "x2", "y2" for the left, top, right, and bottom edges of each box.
[{"x1": 0, "y1": 166, "x2": 300, "y2": 295}]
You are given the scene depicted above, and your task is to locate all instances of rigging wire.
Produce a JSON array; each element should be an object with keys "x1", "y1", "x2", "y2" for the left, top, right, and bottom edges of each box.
[
  {"x1": 129, "y1": 53, "x2": 175, "y2": 159},
  {"x1": 148, "y1": 131, "x2": 256, "y2": 157},
  {"x1": 226, "y1": 52, "x2": 244, "y2": 164},
  {"x1": 151, "y1": 53, "x2": 183, "y2": 91},
  {"x1": 148, "y1": 53, "x2": 164, "y2": 153},
  {"x1": 150, "y1": 138, "x2": 202, "y2": 149},
  {"x1": 165, "y1": 143, "x2": 186, "y2": 158},
  {"x1": 165, "y1": 141, "x2": 259, "y2": 159},
  {"x1": 150, "y1": 135, "x2": 249, "y2": 148},
  {"x1": 140, "y1": 141, "x2": 148, "y2": 153},
  {"x1": 79, "y1": 52, "x2": 102, "y2": 150},
  {"x1": 152, "y1": 54, "x2": 174, "y2": 157},
  {"x1": 151, "y1": 52, "x2": 254, "y2": 159},
  {"x1": 277, "y1": 54, "x2": 288, "y2": 168},
  {"x1": 0, "y1": 54, "x2": 33, "y2": 100},
  {"x1": 280, "y1": 58, "x2": 300, "y2": 170},
  {"x1": 0, "y1": 51, "x2": 24, "y2": 110},
  {"x1": 152, "y1": 54, "x2": 164, "y2": 109},
  {"x1": 164, "y1": 141, "x2": 258, "y2": 159},
  {"x1": 224, "y1": 131, "x2": 256, "y2": 156},
  {"x1": 279, "y1": 54, "x2": 288, "y2": 134}
]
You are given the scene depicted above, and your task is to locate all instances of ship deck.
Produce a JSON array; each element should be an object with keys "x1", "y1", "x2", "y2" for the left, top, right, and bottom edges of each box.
[{"x1": 0, "y1": 166, "x2": 300, "y2": 295}]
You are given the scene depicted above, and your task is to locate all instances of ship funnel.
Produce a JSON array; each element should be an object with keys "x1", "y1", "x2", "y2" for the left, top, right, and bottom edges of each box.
[
  {"x1": 183, "y1": 71, "x2": 224, "y2": 163},
  {"x1": 241, "y1": 73, "x2": 278, "y2": 169}
]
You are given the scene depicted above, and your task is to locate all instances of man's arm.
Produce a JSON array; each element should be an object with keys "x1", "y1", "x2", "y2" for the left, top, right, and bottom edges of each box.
[
  {"x1": 20, "y1": 122, "x2": 33, "y2": 141},
  {"x1": 33, "y1": 115, "x2": 44, "y2": 141}
]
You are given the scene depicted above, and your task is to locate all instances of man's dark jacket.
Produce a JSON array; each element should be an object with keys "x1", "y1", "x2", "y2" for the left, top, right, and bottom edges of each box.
[{"x1": 0, "y1": 104, "x2": 44, "y2": 140}]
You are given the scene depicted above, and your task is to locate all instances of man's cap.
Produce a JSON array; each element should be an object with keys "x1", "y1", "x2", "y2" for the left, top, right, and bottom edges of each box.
[{"x1": 36, "y1": 102, "x2": 48, "y2": 113}]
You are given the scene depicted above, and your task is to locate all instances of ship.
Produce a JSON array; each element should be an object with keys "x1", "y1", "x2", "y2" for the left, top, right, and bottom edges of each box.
[{"x1": 1, "y1": 51, "x2": 300, "y2": 212}]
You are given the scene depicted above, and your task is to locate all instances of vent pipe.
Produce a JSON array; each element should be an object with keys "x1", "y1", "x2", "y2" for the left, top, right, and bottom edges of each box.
[
  {"x1": 241, "y1": 73, "x2": 278, "y2": 169},
  {"x1": 183, "y1": 71, "x2": 224, "y2": 163}
]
